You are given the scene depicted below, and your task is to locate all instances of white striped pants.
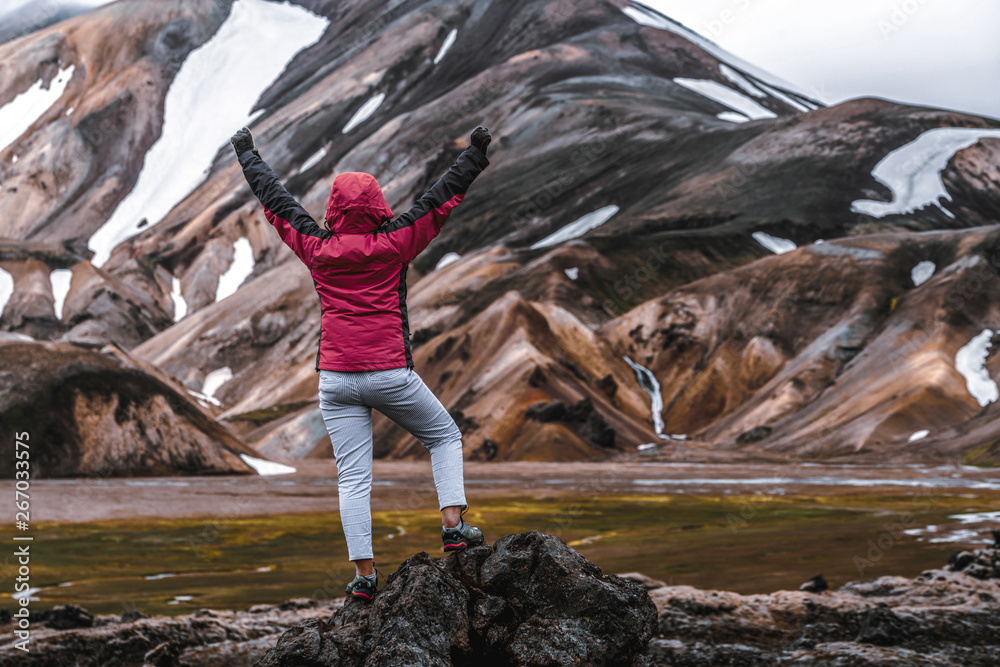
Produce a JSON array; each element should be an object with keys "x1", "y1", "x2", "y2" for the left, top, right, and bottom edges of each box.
[{"x1": 318, "y1": 366, "x2": 467, "y2": 560}]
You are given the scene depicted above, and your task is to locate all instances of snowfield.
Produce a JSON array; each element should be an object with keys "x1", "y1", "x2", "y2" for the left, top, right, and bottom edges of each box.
[
  {"x1": 955, "y1": 329, "x2": 999, "y2": 407},
  {"x1": 87, "y1": 0, "x2": 328, "y2": 267},
  {"x1": 0, "y1": 65, "x2": 74, "y2": 153},
  {"x1": 342, "y1": 93, "x2": 385, "y2": 133},
  {"x1": 49, "y1": 269, "x2": 72, "y2": 320},
  {"x1": 753, "y1": 232, "x2": 797, "y2": 254},
  {"x1": 530, "y1": 205, "x2": 619, "y2": 249},
  {"x1": 564, "y1": 267, "x2": 579, "y2": 280},
  {"x1": 674, "y1": 78, "x2": 777, "y2": 121},
  {"x1": 851, "y1": 127, "x2": 1000, "y2": 219},
  {"x1": 908, "y1": 430, "x2": 930, "y2": 442},
  {"x1": 215, "y1": 237, "x2": 255, "y2": 302}
]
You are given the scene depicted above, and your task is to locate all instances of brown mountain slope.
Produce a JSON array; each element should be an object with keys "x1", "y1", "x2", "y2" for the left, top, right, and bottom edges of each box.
[{"x1": 2, "y1": 0, "x2": 1000, "y2": 467}]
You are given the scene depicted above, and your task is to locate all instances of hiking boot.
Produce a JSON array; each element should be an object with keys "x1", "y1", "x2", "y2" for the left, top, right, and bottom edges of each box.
[
  {"x1": 442, "y1": 518, "x2": 484, "y2": 552},
  {"x1": 345, "y1": 570, "x2": 378, "y2": 600}
]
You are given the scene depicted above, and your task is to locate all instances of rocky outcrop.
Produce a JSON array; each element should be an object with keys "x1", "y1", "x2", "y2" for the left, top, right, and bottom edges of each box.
[
  {"x1": 8, "y1": 533, "x2": 999, "y2": 666},
  {"x1": 0, "y1": 598, "x2": 341, "y2": 667},
  {"x1": 0, "y1": 339, "x2": 260, "y2": 477},
  {"x1": 255, "y1": 531, "x2": 657, "y2": 667},
  {"x1": 647, "y1": 533, "x2": 1000, "y2": 666}
]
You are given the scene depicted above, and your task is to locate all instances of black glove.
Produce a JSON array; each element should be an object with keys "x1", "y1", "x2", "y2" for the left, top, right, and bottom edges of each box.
[
  {"x1": 471, "y1": 126, "x2": 491, "y2": 154},
  {"x1": 231, "y1": 127, "x2": 254, "y2": 157}
]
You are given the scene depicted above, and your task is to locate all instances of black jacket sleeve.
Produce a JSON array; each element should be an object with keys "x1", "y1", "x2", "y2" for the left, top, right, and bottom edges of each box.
[
  {"x1": 238, "y1": 149, "x2": 331, "y2": 263},
  {"x1": 381, "y1": 146, "x2": 489, "y2": 263}
]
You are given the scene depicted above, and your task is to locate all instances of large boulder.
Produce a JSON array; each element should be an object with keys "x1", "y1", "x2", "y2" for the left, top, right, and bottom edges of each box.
[
  {"x1": 254, "y1": 531, "x2": 657, "y2": 666},
  {"x1": 0, "y1": 339, "x2": 259, "y2": 477}
]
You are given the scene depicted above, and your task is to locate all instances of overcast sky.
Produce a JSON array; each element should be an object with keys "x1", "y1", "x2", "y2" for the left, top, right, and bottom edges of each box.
[{"x1": 643, "y1": 0, "x2": 1000, "y2": 120}]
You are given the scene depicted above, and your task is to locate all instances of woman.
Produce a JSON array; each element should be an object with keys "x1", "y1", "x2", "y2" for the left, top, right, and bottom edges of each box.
[{"x1": 231, "y1": 124, "x2": 492, "y2": 600}]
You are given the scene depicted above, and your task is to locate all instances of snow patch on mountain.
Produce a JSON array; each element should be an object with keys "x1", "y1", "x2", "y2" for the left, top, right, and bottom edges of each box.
[
  {"x1": 911, "y1": 261, "x2": 935, "y2": 287},
  {"x1": 202, "y1": 366, "x2": 233, "y2": 401},
  {"x1": 754, "y1": 81, "x2": 811, "y2": 113},
  {"x1": 342, "y1": 93, "x2": 385, "y2": 133},
  {"x1": 753, "y1": 232, "x2": 796, "y2": 254},
  {"x1": 0, "y1": 65, "x2": 74, "y2": 153},
  {"x1": 215, "y1": 237, "x2": 254, "y2": 302},
  {"x1": 908, "y1": 430, "x2": 930, "y2": 442},
  {"x1": 719, "y1": 64, "x2": 765, "y2": 98},
  {"x1": 49, "y1": 269, "x2": 72, "y2": 320},
  {"x1": 622, "y1": 2, "x2": 817, "y2": 102},
  {"x1": 299, "y1": 146, "x2": 327, "y2": 172},
  {"x1": 433, "y1": 28, "x2": 457, "y2": 64},
  {"x1": 170, "y1": 276, "x2": 187, "y2": 322},
  {"x1": 530, "y1": 205, "x2": 619, "y2": 249},
  {"x1": 0, "y1": 268, "x2": 13, "y2": 318},
  {"x1": 564, "y1": 267, "x2": 579, "y2": 280},
  {"x1": 674, "y1": 78, "x2": 777, "y2": 121},
  {"x1": 851, "y1": 128, "x2": 1000, "y2": 219},
  {"x1": 240, "y1": 454, "x2": 296, "y2": 476},
  {"x1": 955, "y1": 329, "x2": 999, "y2": 407},
  {"x1": 717, "y1": 111, "x2": 749, "y2": 123},
  {"x1": 87, "y1": 0, "x2": 328, "y2": 267},
  {"x1": 435, "y1": 252, "x2": 461, "y2": 270}
]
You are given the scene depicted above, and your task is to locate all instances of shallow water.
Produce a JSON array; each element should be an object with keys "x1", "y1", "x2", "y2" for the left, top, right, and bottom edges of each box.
[{"x1": 24, "y1": 492, "x2": 999, "y2": 617}]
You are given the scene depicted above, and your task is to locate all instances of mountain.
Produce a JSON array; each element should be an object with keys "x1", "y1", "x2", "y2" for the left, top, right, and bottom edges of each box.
[{"x1": 1, "y1": 0, "x2": 999, "y2": 474}]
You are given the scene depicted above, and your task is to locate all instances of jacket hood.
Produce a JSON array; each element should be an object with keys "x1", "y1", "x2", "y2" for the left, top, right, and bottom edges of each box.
[{"x1": 325, "y1": 172, "x2": 394, "y2": 234}]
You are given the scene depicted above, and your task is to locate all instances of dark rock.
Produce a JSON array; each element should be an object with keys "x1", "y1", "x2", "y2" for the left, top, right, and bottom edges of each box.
[
  {"x1": 142, "y1": 641, "x2": 177, "y2": 667},
  {"x1": 43, "y1": 603, "x2": 94, "y2": 629},
  {"x1": 121, "y1": 610, "x2": 148, "y2": 623},
  {"x1": 524, "y1": 397, "x2": 617, "y2": 448},
  {"x1": 598, "y1": 373, "x2": 619, "y2": 398},
  {"x1": 450, "y1": 409, "x2": 478, "y2": 432},
  {"x1": 0, "y1": 597, "x2": 340, "y2": 665},
  {"x1": 561, "y1": 359, "x2": 587, "y2": 380},
  {"x1": 254, "y1": 531, "x2": 656, "y2": 666},
  {"x1": 854, "y1": 603, "x2": 913, "y2": 646},
  {"x1": 800, "y1": 574, "x2": 829, "y2": 593},
  {"x1": 945, "y1": 542, "x2": 1000, "y2": 579},
  {"x1": 736, "y1": 426, "x2": 773, "y2": 445},
  {"x1": 410, "y1": 327, "x2": 441, "y2": 347},
  {"x1": 470, "y1": 437, "x2": 497, "y2": 462},
  {"x1": 617, "y1": 572, "x2": 668, "y2": 590},
  {"x1": 788, "y1": 622, "x2": 850, "y2": 649},
  {"x1": 588, "y1": 409, "x2": 616, "y2": 448},
  {"x1": 526, "y1": 400, "x2": 568, "y2": 422},
  {"x1": 528, "y1": 365, "x2": 546, "y2": 387}
]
